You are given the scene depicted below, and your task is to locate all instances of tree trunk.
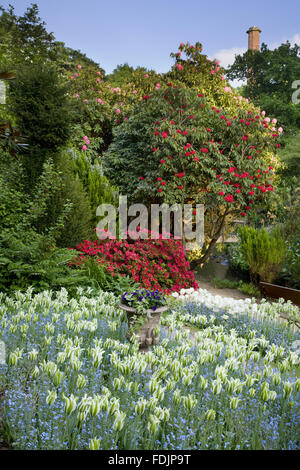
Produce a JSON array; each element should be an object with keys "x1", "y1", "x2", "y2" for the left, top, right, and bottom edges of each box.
[{"x1": 190, "y1": 209, "x2": 229, "y2": 269}]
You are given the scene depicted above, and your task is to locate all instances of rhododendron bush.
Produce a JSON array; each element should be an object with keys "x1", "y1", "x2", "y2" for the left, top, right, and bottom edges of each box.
[
  {"x1": 73, "y1": 232, "x2": 198, "y2": 294},
  {"x1": 104, "y1": 85, "x2": 281, "y2": 263}
]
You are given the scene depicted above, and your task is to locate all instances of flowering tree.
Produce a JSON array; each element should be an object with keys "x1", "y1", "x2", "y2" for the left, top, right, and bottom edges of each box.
[
  {"x1": 67, "y1": 64, "x2": 162, "y2": 161},
  {"x1": 105, "y1": 83, "x2": 281, "y2": 263}
]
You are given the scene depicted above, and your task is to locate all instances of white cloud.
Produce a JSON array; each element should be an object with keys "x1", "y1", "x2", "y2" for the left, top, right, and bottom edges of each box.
[
  {"x1": 210, "y1": 47, "x2": 247, "y2": 88},
  {"x1": 213, "y1": 47, "x2": 247, "y2": 69},
  {"x1": 290, "y1": 33, "x2": 300, "y2": 46}
]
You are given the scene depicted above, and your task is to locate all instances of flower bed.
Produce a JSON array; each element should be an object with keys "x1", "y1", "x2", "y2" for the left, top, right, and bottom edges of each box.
[
  {"x1": 0, "y1": 287, "x2": 299, "y2": 450},
  {"x1": 73, "y1": 232, "x2": 198, "y2": 294},
  {"x1": 172, "y1": 287, "x2": 300, "y2": 325}
]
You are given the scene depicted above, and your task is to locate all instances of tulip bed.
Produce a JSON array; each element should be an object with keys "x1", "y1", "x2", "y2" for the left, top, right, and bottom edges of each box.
[{"x1": 0, "y1": 287, "x2": 299, "y2": 450}]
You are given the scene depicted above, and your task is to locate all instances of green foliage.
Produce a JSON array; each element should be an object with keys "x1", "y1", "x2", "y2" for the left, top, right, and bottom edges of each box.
[
  {"x1": 8, "y1": 63, "x2": 73, "y2": 183},
  {"x1": 0, "y1": 3, "x2": 56, "y2": 68},
  {"x1": 0, "y1": 148, "x2": 94, "y2": 292},
  {"x1": 0, "y1": 233, "x2": 87, "y2": 294},
  {"x1": 211, "y1": 277, "x2": 260, "y2": 297},
  {"x1": 72, "y1": 150, "x2": 118, "y2": 225},
  {"x1": 276, "y1": 185, "x2": 300, "y2": 289},
  {"x1": 106, "y1": 63, "x2": 148, "y2": 87},
  {"x1": 82, "y1": 256, "x2": 140, "y2": 296},
  {"x1": 280, "y1": 238, "x2": 300, "y2": 289},
  {"x1": 54, "y1": 153, "x2": 94, "y2": 247},
  {"x1": 228, "y1": 242, "x2": 250, "y2": 273},
  {"x1": 278, "y1": 132, "x2": 300, "y2": 179},
  {"x1": 53, "y1": 42, "x2": 104, "y2": 76},
  {"x1": 226, "y1": 42, "x2": 300, "y2": 132},
  {"x1": 237, "y1": 226, "x2": 286, "y2": 284},
  {"x1": 0, "y1": 166, "x2": 88, "y2": 293}
]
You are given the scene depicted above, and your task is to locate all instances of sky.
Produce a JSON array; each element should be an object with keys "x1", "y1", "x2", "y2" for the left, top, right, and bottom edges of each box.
[{"x1": 4, "y1": 0, "x2": 300, "y2": 74}]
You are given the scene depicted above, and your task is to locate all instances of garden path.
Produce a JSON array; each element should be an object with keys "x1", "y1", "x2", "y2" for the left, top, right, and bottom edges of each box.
[{"x1": 194, "y1": 279, "x2": 252, "y2": 301}]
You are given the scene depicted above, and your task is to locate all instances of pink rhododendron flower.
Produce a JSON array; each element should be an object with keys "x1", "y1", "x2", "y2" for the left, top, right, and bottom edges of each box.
[
  {"x1": 116, "y1": 108, "x2": 121, "y2": 114},
  {"x1": 77, "y1": 64, "x2": 82, "y2": 69},
  {"x1": 176, "y1": 64, "x2": 183, "y2": 70},
  {"x1": 82, "y1": 145, "x2": 87, "y2": 151}
]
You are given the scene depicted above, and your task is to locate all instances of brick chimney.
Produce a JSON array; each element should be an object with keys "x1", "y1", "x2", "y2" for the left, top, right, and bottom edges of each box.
[{"x1": 247, "y1": 26, "x2": 261, "y2": 51}]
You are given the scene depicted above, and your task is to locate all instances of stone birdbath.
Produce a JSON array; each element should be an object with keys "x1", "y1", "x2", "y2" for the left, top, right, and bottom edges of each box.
[{"x1": 119, "y1": 303, "x2": 169, "y2": 350}]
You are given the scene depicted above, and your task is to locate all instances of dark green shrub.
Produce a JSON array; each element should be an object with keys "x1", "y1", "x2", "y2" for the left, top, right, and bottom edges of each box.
[
  {"x1": 0, "y1": 154, "x2": 91, "y2": 292},
  {"x1": 237, "y1": 226, "x2": 286, "y2": 284},
  {"x1": 8, "y1": 63, "x2": 74, "y2": 185},
  {"x1": 72, "y1": 150, "x2": 118, "y2": 226}
]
